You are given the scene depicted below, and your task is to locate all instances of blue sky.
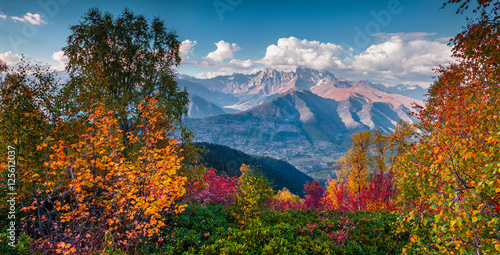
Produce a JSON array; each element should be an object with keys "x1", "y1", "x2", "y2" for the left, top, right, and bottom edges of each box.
[{"x1": 0, "y1": 0, "x2": 471, "y2": 86}]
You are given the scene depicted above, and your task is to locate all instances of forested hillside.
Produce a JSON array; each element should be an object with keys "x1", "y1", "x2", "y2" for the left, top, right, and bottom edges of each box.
[{"x1": 195, "y1": 142, "x2": 314, "y2": 196}]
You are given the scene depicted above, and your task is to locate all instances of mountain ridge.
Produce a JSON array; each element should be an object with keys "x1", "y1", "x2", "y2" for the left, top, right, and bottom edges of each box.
[{"x1": 177, "y1": 67, "x2": 425, "y2": 114}]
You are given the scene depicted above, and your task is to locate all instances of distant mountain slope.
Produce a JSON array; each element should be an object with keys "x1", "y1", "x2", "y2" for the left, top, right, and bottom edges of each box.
[
  {"x1": 187, "y1": 94, "x2": 226, "y2": 118},
  {"x1": 196, "y1": 142, "x2": 313, "y2": 196},
  {"x1": 188, "y1": 89, "x2": 415, "y2": 179},
  {"x1": 372, "y1": 83, "x2": 428, "y2": 102}
]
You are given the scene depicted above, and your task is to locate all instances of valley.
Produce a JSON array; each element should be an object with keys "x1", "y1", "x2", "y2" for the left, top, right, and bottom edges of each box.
[{"x1": 179, "y1": 67, "x2": 425, "y2": 180}]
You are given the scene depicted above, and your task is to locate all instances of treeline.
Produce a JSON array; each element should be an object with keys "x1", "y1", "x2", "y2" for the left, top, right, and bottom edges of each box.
[{"x1": 195, "y1": 142, "x2": 313, "y2": 196}]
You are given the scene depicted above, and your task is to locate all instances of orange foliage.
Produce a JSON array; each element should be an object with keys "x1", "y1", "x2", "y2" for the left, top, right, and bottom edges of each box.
[{"x1": 32, "y1": 96, "x2": 186, "y2": 253}]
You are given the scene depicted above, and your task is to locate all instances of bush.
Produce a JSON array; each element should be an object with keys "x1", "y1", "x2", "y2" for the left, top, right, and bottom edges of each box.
[{"x1": 138, "y1": 203, "x2": 409, "y2": 254}]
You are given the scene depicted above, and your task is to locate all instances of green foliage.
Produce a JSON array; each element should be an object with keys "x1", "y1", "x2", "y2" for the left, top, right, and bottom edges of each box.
[
  {"x1": 140, "y1": 203, "x2": 237, "y2": 254},
  {"x1": 0, "y1": 231, "x2": 32, "y2": 255},
  {"x1": 62, "y1": 7, "x2": 187, "y2": 124},
  {"x1": 59, "y1": 8, "x2": 200, "y2": 182},
  {"x1": 138, "y1": 203, "x2": 409, "y2": 254},
  {"x1": 231, "y1": 164, "x2": 274, "y2": 225}
]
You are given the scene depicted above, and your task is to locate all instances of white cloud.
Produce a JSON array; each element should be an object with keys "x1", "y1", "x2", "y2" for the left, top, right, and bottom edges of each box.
[
  {"x1": 179, "y1": 39, "x2": 197, "y2": 62},
  {"x1": 259, "y1": 36, "x2": 348, "y2": 70},
  {"x1": 205, "y1": 40, "x2": 241, "y2": 63},
  {"x1": 372, "y1": 32, "x2": 436, "y2": 42},
  {"x1": 191, "y1": 40, "x2": 256, "y2": 72},
  {"x1": 349, "y1": 36, "x2": 454, "y2": 85},
  {"x1": 227, "y1": 59, "x2": 253, "y2": 69},
  {"x1": 11, "y1": 16, "x2": 24, "y2": 22},
  {"x1": 52, "y1": 51, "x2": 69, "y2": 71},
  {"x1": 182, "y1": 34, "x2": 454, "y2": 86},
  {"x1": 196, "y1": 68, "x2": 263, "y2": 79},
  {"x1": 0, "y1": 51, "x2": 22, "y2": 66},
  {"x1": 0, "y1": 13, "x2": 7, "y2": 19},
  {"x1": 10, "y1": 12, "x2": 46, "y2": 25}
]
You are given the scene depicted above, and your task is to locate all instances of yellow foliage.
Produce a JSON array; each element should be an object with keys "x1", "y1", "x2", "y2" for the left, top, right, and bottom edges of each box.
[
  {"x1": 275, "y1": 187, "x2": 300, "y2": 203},
  {"x1": 337, "y1": 131, "x2": 371, "y2": 198},
  {"x1": 48, "y1": 96, "x2": 186, "y2": 249},
  {"x1": 232, "y1": 164, "x2": 273, "y2": 226}
]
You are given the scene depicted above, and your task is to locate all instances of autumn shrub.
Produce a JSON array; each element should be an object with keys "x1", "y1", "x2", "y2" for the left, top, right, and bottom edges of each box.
[
  {"x1": 302, "y1": 180, "x2": 326, "y2": 211},
  {"x1": 324, "y1": 179, "x2": 357, "y2": 212},
  {"x1": 363, "y1": 172, "x2": 397, "y2": 211},
  {"x1": 185, "y1": 168, "x2": 239, "y2": 206},
  {"x1": 395, "y1": 1, "x2": 500, "y2": 253},
  {"x1": 24, "y1": 97, "x2": 187, "y2": 254},
  {"x1": 231, "y1": 164, "x2": 273, "y2": 225},
  {"x1": 324, "y1": 172, "x2": 397, "y2": 212},
  {"x1": 269, "y1": 187, "x2": 302, "y2": 211}
]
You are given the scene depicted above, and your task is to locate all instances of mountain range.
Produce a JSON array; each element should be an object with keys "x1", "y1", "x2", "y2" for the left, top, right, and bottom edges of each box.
[
  {"x1": 177, "y1": 67, "x2": 426, "y2": 116},
  {"x1": 178, "y1": 67, "x2": 426, "y2": 180}
]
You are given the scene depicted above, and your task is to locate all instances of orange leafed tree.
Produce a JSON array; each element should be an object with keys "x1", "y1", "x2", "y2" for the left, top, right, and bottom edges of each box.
[
  {"x1": 335, "y1": 131, "x2": 372, "y2": 210},
  {"x1": 34, "y1": 96, "x2": 186, "y2": 253},
  {"x1": 396, "y1": 1, "x2": 500, "y2": 253}
]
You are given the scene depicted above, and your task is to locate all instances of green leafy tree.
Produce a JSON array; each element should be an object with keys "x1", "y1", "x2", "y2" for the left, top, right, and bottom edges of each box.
[
  {"x1": 232, "y1": 164, "x2": 273, "y2": 226},
  {"x1": 61, "y1": 7, "x2": 188, "y2": 141},
  {"x1": 0, "y1": 58, "x2": 60, "y2": 216},
  {"x1": 60, "y1": 7, "x2": 200, "y2": 180}
]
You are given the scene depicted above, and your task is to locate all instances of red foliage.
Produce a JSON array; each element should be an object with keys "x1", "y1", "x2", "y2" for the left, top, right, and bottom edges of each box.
[
  {"x1": 303, "y1": 180, "x2": 326, "y2": 211},
  {"x1": 298, "y1": 215, "x2": 357, "y2": 246},
  {"x1": 325, "y1": 181, "x2": 358, "y2": 212},
  {"x1": 268, "y1": 199, "x2": 302, "y2": 211},
  {"x1": 362, "y1": 172, "x2": 397, "y2": 211},
  {"x1": 325, "y1": 173, "x2": 397, "y2": 212},
  {"x1": 186, "y1": 168, "x2": 239, "y2": 206}
]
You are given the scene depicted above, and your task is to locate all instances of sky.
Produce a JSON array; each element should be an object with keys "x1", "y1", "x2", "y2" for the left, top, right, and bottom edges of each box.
[{"x1": 0, "y1": 0, "x2": 474, "y2": 87}]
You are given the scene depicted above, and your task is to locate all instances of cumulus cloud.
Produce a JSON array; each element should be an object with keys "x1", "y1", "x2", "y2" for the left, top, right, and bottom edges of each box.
[
  {"x1": 348, "y1": 36, "x2": 454, "y2": 85},
  {"x1": 179, "y1": 39, "x2": 197, "y2": 62},
  {"x1": 182, "y1": 35, "x2": 454, "y2": 86},
  {"x1": 192, "y1": 40, "x2": 256, "y2": 72},
  {"x1": 52, "y1": 51, "x2": 69, "y2": 71},
  {"x1": 0, "y1": 51, "x2": 22, "y2": 66},
  {"x1": 10, "y1": 12, "x2": 47, "y2": 25},
  {"x1": 259, "y1": 36, "x2": 348, "y2": 70},
  {"x1": 255, "y1": 36, "x2": 454, "y2": 86},
  {"x1": 205, "y1": 40, "x2": 241, "y2": 63}
]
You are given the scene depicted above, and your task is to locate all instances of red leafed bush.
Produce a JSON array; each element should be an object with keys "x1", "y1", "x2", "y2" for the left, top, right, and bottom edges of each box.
[
  {"x1": 269, "y1": 199, "x2": 302, "y2": 211},
  {"x1": 187, "y1": 168, "x2": 239, "y2": 206},
  {"x1": 303, "y1": 180, "x2": 326, "y2": 211},
  {"x1": 325, "y1": 172, "x2": 397, "y2": 212},
  {"x1": 362, "y1": 172, "x2": 397, "y2": 211}
]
